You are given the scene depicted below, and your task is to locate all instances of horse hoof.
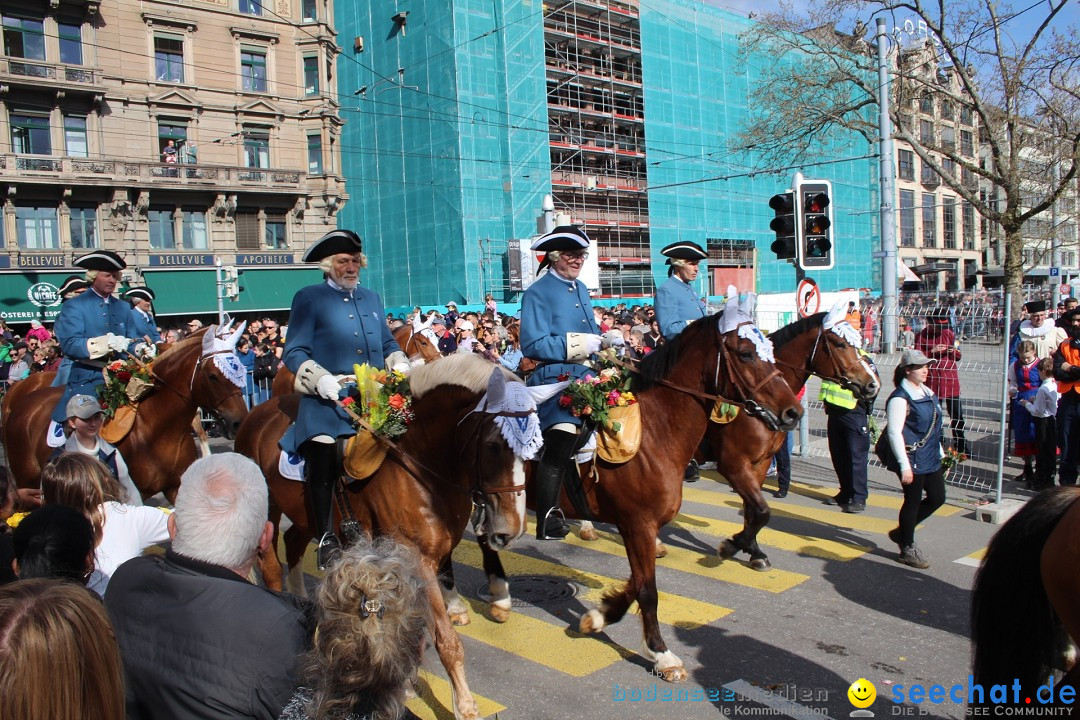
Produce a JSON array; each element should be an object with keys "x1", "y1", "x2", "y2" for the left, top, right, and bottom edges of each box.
[
  {"x1": 749, "y1": 557, "x2": 771, "y2": 572},
  {"x1": 655, "y1": 542, "x2": 669, "y2": 558},
  {"x1": 717, "y1": 539, "x2": 739, "y2": 560},
  {"x1": 489, "y1": 605, "x2": 511, "y2": 623},
  {"x1": 449, "y1": 611, "x2": 471, "y2": 626},
  {"x1": 455, "y1": 700, "x2": 480, "y2": 720},
  {"x1": 580, "y1": 608, "x2": 605, "y2": 634},
  {"x1": 579, "y1": 526, "x2": 599, "y2": 541},
  {"x1": 659, "y1": 665, "x2": 689, "y2": 683}
]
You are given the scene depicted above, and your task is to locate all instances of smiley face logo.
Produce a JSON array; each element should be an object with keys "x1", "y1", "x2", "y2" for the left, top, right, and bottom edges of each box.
[{"x1": 847, "y1": 678, "x2": 876, "y2": 708}]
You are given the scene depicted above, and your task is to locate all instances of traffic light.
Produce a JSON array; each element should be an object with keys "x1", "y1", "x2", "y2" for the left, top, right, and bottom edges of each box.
[
  {"x1": 798, "y1": 180, "x2": 834, "y2": 270},
  {"x1": 769, "y1": 191, "x2": 797, "y2": 260},
  {"x1": 222, "y1": 265, "x2": 244, "y2": 301}
]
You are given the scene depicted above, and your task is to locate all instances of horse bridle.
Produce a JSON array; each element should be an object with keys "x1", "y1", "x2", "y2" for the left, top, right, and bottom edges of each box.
[{"x1": 776, "y1": 324, "x2": 867, "y2": 393}]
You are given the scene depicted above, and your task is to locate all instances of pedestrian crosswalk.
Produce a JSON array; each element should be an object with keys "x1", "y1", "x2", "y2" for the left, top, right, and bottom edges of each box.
[{"x1": 272, "y1": 473, "x2": 983, "y2": 720}]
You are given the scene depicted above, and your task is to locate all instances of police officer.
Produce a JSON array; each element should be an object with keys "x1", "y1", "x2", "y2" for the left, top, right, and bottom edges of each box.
[
  {"x1": 820, "y1": 349, "x2": 878, "y2": 513},
  {"x1": 51, "y1": 251, "x2": 152, "y2": 429},
  {"x1": 125, "y1": 287, "x2": 162, "y2": 345},
  {"x1": 280, "y1": 229, "x2": 408, "y2": 568},
  {"x1": 654, "y1": 240, "x2": 709, "y2": 482},
  {"x1": 521, "y1": 226, "x2": 615, "y2": 540}
]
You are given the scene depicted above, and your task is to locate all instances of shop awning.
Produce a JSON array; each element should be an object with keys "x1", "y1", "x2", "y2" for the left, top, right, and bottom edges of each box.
[
  {"x1": 142, "y1": 267, "x2": 324, "y2": 317},
  {"x1": 0, "y1": 272, "x2": 71, "y2": 323}
]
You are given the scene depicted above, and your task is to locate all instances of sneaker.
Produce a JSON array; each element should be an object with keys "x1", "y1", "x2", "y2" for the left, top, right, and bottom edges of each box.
[
  {"x1": 897, "y1": 544, "x2": 930, "y2": 569},
  {"x1": 842, "y1": 502, "x2": 866, "y2": 514}
]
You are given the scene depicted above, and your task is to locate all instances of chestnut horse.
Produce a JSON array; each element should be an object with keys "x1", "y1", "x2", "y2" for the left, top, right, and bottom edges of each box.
[
  {"x1": 2, "y1": 324, "x2": 249, "y2": 502},
  {"x1": 708, "y1": 312, "x2": 880, "y2": 570},
  {"x1": 971, "y1": 486, "x2": 1080, "y2": 702},
  {"x1": 234, "y1": 354, "x2": 538, "y2": 720},
  {"x1": 467, "y1": 311, "x2": 802, "y2": 682}
]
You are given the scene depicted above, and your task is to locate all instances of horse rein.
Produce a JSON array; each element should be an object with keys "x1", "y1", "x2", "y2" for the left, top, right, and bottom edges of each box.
[{"x1": 774, "y1": 324, "x2": 867, "y2": 392}]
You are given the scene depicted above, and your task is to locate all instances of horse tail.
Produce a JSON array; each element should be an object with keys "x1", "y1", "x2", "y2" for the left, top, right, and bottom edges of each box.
[{"x1": 971, "y1": 487, "x2": 1080, "y2": 697}]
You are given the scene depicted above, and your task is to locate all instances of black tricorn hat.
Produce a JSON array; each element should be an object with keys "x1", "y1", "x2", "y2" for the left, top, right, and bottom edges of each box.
[
  {"x1": 1024, "y1": 300, "x2": 1047, "y2": 314},
  {"x1": 73, "y1": 250, "x2": 126, "y2": 272},
  {"x1": 124, "y1": 287, "x2": 156, "y2": 303},
  {"x1": 301, "y1": 229, "x2": 363, "y2": 263},
  {"x1": 660, "y1": 241, "x2": 708, "y2": 263},
  {"x1": 530, "y1": 226, "x2": 590, "y2": 273},
  {"x1": 57, "y1": 275, "x2": 90, "y2": 297}
]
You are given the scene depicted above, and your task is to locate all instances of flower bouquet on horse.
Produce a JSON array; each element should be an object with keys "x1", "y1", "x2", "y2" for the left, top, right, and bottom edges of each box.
[
  {"x1": 337, "y1": 364, "x2": 415, "y2": 480},
  {"x1": 559, "y1": 350, "x2": 641, "y2": 464},
  {"x1": 98, "y1": 358, "x2": 154, "y2": 418}
]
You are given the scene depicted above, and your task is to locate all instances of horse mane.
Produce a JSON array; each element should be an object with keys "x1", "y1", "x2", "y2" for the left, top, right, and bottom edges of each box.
[
  {"x1": 768, "y1": 313, "x2": 825, "y2": 349},
  {"x1": 408, "y1": 354, "x2": 519, "y2": 399},
  {"x1": 634, "y1": 311, "x2": 720, "y2": 391}
]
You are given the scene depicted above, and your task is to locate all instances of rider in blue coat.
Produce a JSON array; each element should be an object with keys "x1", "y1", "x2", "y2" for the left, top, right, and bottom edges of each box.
[
  {"x1": 51, "y1": 251, "x2": 153, "y2": 426},
  {"x1": 125, "y1": 286, "x2": 162, "y2": 344},
  {"x1": 521, "y1": 225, "x2": 617, "y2": 540},
  {"x1": 653, "y1": 240, "x2": 709, "y2": 482},
  {"x1": 49, "y1": 276, "x2": 91, "y2": 394},
  {"x1": 281, "y1": 229, "x2": 408, "y2": 567}
]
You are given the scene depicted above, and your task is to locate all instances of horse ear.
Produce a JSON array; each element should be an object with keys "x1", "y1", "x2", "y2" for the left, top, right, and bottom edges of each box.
[
  {"x1": 739, "y1": 292, "x2": 757, "y2": 319},
  {"x1": 823, "y1": 301, "x2": 846, "y2": 329},
  {"x1": 526, "y1": 380, "x2": 570, "y2": 407},
  {"x1": 227, "y1": 321, "x2": 247, "y2": 348},
  {"x1": 486, "y1": 368, "x2": 507, "y2": 409},
  {"x1": 201, "y1": 327, "x2": 216, "y2": 356}
]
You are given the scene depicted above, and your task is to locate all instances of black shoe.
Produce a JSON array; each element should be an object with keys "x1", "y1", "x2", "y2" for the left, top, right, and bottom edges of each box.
[
  {"x1": 684, "y1": 461, "x2": 700, "y2": 483},
  {"x1": 887, "y1": 527, "x2": 902, "y2": 547},
  {"x1": 316, "y1": 532, "x2": 342, "y2": 571},
  {"x1": 823, "y1": 495, "x2": 850, "y2": 506},
  {"x1": 537, "y1": 514, "x2": 569, "y2": 541},
  {"x1": 773, "y1": 489, "x2": 788, "y2": 499},
  {"x1": 842, "y1": 502, "x2": 866, "y2": 514}
]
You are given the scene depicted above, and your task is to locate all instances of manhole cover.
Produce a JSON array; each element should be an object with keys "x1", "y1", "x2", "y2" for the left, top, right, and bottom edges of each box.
[{"x1": 475, "y1": 575, "x2": 579, "y2": 607}]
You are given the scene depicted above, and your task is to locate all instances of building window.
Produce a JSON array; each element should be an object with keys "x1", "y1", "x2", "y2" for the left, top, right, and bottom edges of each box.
[
  {"x1": 899, "y1": 190, "x2": 915, "y2": 247},
  {"x1": 64, "y1": 115, "x2": 88, "y2": 157},
  {"x1": 922, "y1": 193, "x2": 936, "y2": 248},
  {"x1": 961, "y1": 129, "x2": 974, "y2": 157},
  {"x1": 920, "y1": 119, "x2": 934, "y2": 145},
  {"x1": 307, "y1": 133, "x2": 322, "y2": 174},
  {"x1": 960, "y1": 106, "x2": 973, "y2": 125},
  {"x1": 11, "y1": 113, "x2": 51, "y2": 155},
  {"x1": 69, "y1": 205, "x2": 98, "y2": 249},
  {"x1": 239, "y1": 0, "x2": 263, "y2": 15},
  {"x1": 58, "y1": 20, "x2": 82, "y2": 64},
  {"x1": 158, "y1": 121, "x2": 187, "y2": 162},
  {"x1": 963, "y1": 202, "x2": 975, "y2": 250},
  {"x1": 244, "y1": 129, "x2": 270, "y2": 168},
  {"x1": 149, "y1": 207, "x2": 177, "y2": 249},
  {"x1": 302, "y1": 0, "x2": 317, "y2": 21},
  {"x1": 940, "y1": 100, "x2": 953, "y2": 123},
  {"x1": 943, "y1": 197, "x2": 956, "y2": 249},
  {"x1": 920, "y1": 93, "x2": 934, "y2": 114},
  {"x1": 154, "y1": 35, "x2": 185, "y2": 83},
  {"x1": 265, "y1": 210, "x2": 287, "y2": 249},
  {"x1": 2, "y1": 15, "x2": 45, "y2": 60},
  {"x1": 181, "y1": 208, "x2": 208, "y2": 249},
  {"x1": 898, "y1": 150, "x2": 914, "y2": 181},
  {"x1": 303, "y1": 55, "x2": 319, "y2": 95},
  {"x1": 241, "y1": 49, "x2": 267, "y2": 93},
  {"x1": 15, "y1": 204, "x2": 58, "y2": 249},
  {"x1": 235, "y1": 209, "x2": 260, "y2": 250},
  {"x1": 942, "y1": 158, "x2": 956, "y2": 178}
]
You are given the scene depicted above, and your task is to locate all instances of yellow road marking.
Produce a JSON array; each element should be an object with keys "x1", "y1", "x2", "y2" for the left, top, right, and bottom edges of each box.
[
  {"x1": 453, "y1": 542, "x2": 732, "y2": 629},
  {"x1": 669, "y1": 512, "x2": 869, "y2": 561},
  {"x1": 406, "y1": 669, "x2": 506, "y2": 720},
  {"x1": 684, "y1": 486, "x2": 894, "y2": 534}
]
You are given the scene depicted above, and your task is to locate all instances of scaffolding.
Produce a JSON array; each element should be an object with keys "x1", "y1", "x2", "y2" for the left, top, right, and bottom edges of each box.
[{"x1": 544, "y1": 0, "x2": 653, "y2": 297}]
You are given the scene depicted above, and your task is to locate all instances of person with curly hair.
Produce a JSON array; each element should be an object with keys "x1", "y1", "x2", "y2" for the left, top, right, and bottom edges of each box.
[{"x1": 279, "y1": 535, "x2": 429, "y2": 720}]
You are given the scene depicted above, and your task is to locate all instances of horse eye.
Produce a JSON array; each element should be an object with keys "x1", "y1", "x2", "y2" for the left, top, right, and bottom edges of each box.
[{"x1": 739, "y1": 349, "x2": 754, "y2": 361}]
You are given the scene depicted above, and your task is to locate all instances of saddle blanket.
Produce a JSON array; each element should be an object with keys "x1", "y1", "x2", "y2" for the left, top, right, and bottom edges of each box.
[{"x1": 279, "y1": 450, "x2": 306, "y2": 481}]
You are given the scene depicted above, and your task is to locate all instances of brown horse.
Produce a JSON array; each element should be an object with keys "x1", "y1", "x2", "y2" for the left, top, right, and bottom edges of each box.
[
  {"x1": 708, "y1": 312, "x2": 880, "y2": 570},
  {"x1": 268, "y1": 323, "x2": 441, "y2": 398},
  {"x1": 467, "y1": 311, "x2": 802, "y2": 682},
  {"x1": 2, "y1": 324, "x2": 249, "y2": 502},
  {"x1": 234, "y1": 354, "x2": 538, "y2": 720},
  {"x1": 972, "y1": 486, "x2": 1080, "y2": 702}
]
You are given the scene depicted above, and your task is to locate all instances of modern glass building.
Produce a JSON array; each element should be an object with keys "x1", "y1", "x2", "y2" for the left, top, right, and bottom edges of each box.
[{"x1": 335, "y1": 0, "x2": 880, "y2": 308}]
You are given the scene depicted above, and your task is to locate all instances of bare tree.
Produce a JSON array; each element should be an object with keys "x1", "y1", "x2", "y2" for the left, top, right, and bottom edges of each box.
[{"x1": 737, "y1": 0, "x2": 1079, "y2": 314}]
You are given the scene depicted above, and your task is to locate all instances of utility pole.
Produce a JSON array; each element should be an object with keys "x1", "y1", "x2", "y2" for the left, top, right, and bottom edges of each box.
[
  {"x1": 1051, "y1": 162, "x2": 1060, "y2": 311},
  {"x1": 215, "y1": 256, "x2": 225, "y2": 325},
  {"x1": 876, "y1": 18, "x2": 898, "y2": 353},
  {"x1": 541, "y1": 194, "x2": 555, "y2": 235}
]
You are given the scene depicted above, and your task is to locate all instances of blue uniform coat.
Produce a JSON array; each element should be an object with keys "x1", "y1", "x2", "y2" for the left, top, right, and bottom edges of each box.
[
  {"x1": 280, "y1": 281, "x2": 399, "y2": 454},
  {"x1": 129, "y1": 306, "x2": 162, "y2": 344},
  {"x1": 51, "y1": 289, "x2": 133, "y2": 422},
  {"x1": 655, "y1": 275, "x2": 706, "y2": 341},
  {"x1": 520, "y1": 270, "x2": 599, "y2": 430}
]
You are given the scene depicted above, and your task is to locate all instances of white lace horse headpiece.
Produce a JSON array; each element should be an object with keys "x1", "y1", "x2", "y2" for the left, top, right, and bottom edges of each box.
[
  {"x1": 718, "y1": 285, "x2": 774, "y2": 362},
  {"x1": 201, "y1": 320, "x2": 247, "y2": 390},
  {"x1": 472, "y1": 369, "x2": 566, "y2": 461},
  {"x1": 822, "y1": 300, "x2": 862, "y2": 348}
]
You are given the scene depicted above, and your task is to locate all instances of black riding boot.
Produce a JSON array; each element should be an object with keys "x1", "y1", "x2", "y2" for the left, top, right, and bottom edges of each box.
[
  {"x1": 305, "y1": 441, "x2": 341, "y2": 569},
  {"x1": 684, "y1": 459, "x2": 701, "y2": 482},
  {"x1": 535, "y1": 429, "x2": 577, "y2": 540}
]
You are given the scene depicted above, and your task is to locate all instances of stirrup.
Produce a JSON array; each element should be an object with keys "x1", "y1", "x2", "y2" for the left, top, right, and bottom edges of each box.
[
  {"x1": 316, "y1": 532, "x2": 342, "y2": 571},
  {"x1": 537, "y1": 507, "x2": 569, "y2": 540}
]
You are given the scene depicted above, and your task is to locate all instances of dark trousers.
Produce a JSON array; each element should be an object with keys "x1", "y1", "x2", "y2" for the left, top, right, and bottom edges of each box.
[
  {"x1": 826, "y1": 407, "x2": 870, "y2": 504},
  {"x1": 941, "y1": 396, "x2": 967, "y2": 453},
  {"x1": 898, "y1": 468, "x2": 946, "y2": 546},
  {"x1": 1058, "y1": 394, "x2": 1080, "y2": 486},
  {"x1": 774, "y1": 432, "x2": 794, "y2": 492},
  {"x1": 1033, "y1": 415, "x2": 1058, "y2": 489}
]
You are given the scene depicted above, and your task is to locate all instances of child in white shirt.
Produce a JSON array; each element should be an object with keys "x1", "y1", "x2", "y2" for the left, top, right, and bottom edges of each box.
[{"x1": 1022, "y1": 356, "x2": 1059, "y2": 490}]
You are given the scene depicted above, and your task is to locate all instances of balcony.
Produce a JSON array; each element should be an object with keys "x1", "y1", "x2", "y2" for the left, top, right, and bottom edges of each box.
[
  {"x1": 0, "y1": 58, "x2": 102, "y2": 93},
  {"x1": 1, "y1": 154, "x2": 307, "y2": 193}
]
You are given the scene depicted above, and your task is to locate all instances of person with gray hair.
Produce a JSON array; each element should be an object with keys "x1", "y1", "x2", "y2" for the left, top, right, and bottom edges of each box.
[{"x1": 105, "y1": 453, "x2": 313, "y2": 720}]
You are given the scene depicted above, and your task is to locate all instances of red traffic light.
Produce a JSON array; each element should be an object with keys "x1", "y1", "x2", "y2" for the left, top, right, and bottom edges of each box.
[{"x1": 804, "y1": 192, "x2": 829, "y2": 214}]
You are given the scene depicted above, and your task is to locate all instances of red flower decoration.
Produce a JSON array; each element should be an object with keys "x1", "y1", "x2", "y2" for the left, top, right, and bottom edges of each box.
[
  {"x1": 116, "y1": 371, "x2": 132, "y2": 382},
  {"x1": 340, "y1": 396, "x2": 356, "y2": 406},
  {"x1": 558, "y1": 395, "x2": 572, "y2": 408},
  {"x1": 387, "y1": 393, "x2": 406, "y2": 410},
  {"x1": 557, "y1": 372, "x2": 571, "y2": 381}
]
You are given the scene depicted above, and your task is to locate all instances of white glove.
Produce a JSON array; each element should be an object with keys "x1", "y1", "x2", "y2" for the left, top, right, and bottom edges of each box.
[
  {"x1": 584, "y1": 334, "x2": 603, "y2": 354},
  {"x1": 107, "y1": 334, "x2": 131, "y2": 354},
  {"x1": 601, "y1": 330, "x2": 625, "y2": 349},
  {"x1": 392, "y1": 362, "x2": 411, "y2": 373},
  {"x1": 315, "y1": 373, "x2": 342, "y2": 401},
  {"x1": 133, "y1": 342, "x2": 157, "y2": 360}
]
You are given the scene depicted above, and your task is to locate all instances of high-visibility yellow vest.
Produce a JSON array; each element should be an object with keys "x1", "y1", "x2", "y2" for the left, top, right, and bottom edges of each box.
[{"x1": 819, "y1": 380, "x2": 857, "y2": 409}]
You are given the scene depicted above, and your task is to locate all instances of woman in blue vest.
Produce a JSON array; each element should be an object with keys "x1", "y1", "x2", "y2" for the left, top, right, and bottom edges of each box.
[
  {"x1": 520, "y1": 226, "x2": 610, "y2": 540},
  {"x1": 280, "y1": 229, "x2": 408, "y2": 568},
  {"x1": 883, "y1": 349, "x2": 945, "y2": 569}
]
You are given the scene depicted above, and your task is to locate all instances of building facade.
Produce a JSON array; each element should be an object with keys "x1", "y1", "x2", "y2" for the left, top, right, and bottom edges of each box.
[{"x1": 0, "y1": 0, "x2": 344, "y2": 322}]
